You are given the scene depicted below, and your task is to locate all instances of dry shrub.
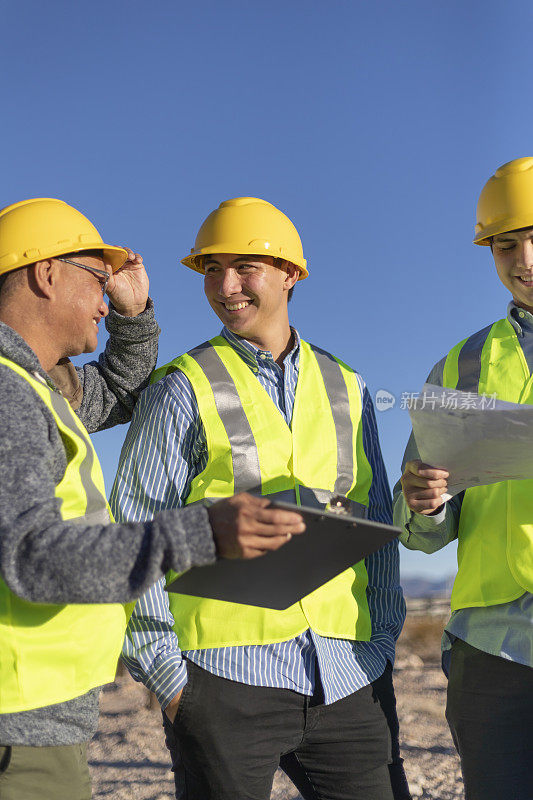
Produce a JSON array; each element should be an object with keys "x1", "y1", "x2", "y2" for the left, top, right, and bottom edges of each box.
[{"x1": 398, "y1": 614, "x2": 446, "y2": 663}]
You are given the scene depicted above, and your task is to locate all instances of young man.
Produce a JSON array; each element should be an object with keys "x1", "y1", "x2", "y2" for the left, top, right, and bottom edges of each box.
[
  {"x1": 112, "y1": 197, "x2": 406, "y2": 800},
  {"x1": 394, "y1": 158, "x2": 533, "y2": 800},
  {"x1": 0, "y1": 197, "x2": 302, "y2": 800}
]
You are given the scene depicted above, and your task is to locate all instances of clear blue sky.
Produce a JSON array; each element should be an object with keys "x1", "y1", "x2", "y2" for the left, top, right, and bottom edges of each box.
[{"x1": 2, "y1": 0, "x2": 531, "y2": 578}]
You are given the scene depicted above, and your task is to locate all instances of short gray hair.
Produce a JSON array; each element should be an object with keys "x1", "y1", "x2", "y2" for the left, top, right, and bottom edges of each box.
[{"x1": 0, "y1": 267, "x2": 26, "y2": 298}]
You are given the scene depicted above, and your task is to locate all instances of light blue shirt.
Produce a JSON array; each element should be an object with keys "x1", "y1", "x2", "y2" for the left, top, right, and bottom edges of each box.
[
  {"x1": 111, "y1": 327, "x2": 405, "y2": 707},
  {"x1": 393, "y1": 303, "x2": 533, "y2": 671}
]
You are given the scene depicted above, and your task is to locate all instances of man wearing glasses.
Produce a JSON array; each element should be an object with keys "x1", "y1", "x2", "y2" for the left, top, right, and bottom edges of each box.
[
  {"x1": 0, "y1": 197, "x2": 303, "y2": 800},
  {"x1": 58, "y1": 255, "x2": 112, "y2": 290}
]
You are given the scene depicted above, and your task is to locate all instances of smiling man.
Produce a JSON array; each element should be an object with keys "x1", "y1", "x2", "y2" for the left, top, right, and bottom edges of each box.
[
  {"x1": 0, "y1": 198, "x2": 303, "y2": 800},
  {"x1": 111, "y1": 197, "x2": 407, "y2": 800},
  {"x1": 394, "y1": 158, "x2": 533, "y2": 800}
]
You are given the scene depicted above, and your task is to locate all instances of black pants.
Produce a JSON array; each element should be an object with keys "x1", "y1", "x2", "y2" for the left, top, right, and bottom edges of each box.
[
  {"x1": 279, "y1": 663, "x2": 411, "y2": 800},
  {"x1": 446, "y1": 638, "x2": 533, "y2": 800},
  {"x1": 163, "y1": 659, "x2": 394, "y2": 800}
]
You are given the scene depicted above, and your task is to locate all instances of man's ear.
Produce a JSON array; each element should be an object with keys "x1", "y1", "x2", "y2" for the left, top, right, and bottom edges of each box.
[
  {"x1": 283, "y1": 262, "x2": 300, "y2": 291},
  {"x1": 29, "y1": 259, "x2": 58, "y2": 299}
]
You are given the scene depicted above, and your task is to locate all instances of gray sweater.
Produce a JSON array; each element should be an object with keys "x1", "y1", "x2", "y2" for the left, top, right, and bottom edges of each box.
[{"x1": 0, "y1": 303, "x2": 216, "y2": 746}]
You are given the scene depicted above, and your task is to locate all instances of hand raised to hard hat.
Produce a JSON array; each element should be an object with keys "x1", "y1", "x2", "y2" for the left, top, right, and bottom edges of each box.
[
  {"x1": 208, "y1": 493, "x2": 306, "y2": 559},
  {"x1": 106, "y1": 247, "x2": 149, "y2": 317}
]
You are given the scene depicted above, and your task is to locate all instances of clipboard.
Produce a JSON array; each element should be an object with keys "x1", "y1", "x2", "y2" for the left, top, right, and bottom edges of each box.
[{"x1": 166, "y1": 501, "x2": 400, "y2": 610}]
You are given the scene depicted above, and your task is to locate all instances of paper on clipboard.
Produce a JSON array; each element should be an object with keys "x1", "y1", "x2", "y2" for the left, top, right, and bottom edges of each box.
[
  {"x1": 166, "y1": 502, "x2": 400, "y2": 610},
  {"x1": 409, "y1": 383, "x2": 533, "y2": 500}
]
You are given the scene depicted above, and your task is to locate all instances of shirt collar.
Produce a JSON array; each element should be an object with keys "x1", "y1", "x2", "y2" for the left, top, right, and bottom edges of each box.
[
  {"x1": 507, "y1": 301, "x2": 533, "y2": 337},
  {"x1": 220, "y1": 326, "x2": 301, "y2": 372}
]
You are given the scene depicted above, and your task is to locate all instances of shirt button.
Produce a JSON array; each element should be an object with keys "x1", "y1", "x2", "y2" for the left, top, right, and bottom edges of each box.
[
  {"x1": 519, "y1": 311, "x2": 525, "y2": 318},
  {"x1": 259, "y1": 354, "x2": 267, "y2": 359}
]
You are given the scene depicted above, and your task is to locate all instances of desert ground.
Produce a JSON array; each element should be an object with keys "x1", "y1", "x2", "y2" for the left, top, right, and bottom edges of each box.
[{"x1": 89, "y1": 599, "x2": 463, "y2": 799}]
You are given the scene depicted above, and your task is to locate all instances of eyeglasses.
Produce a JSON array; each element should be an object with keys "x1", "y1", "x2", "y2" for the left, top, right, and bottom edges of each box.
[{"x1": 56, "y1": 257, "x2": 110, "y2": 295}]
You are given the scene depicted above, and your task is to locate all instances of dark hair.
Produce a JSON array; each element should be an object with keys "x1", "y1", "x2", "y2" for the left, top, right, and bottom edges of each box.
[
  {"x1": 0, "y1": 272, "x2": 10, "y2": 294},
  {"x1": 272, "y1": 257, "x2": 297, "y2": 303},
  {"x1": 0, "y1": 267, "x2": 26, "y2": 298}
]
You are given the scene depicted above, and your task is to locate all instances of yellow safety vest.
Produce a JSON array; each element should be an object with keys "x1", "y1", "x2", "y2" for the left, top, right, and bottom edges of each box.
[
  {"x1": 152, "y1": 336, "x2": 374, "y2": 650},
  {"x1": 442, "y1": 318, "x2": 533, "y2": 610},
  {"x1": 0, "y1": 357, "x2": 131, "y2": 713}
]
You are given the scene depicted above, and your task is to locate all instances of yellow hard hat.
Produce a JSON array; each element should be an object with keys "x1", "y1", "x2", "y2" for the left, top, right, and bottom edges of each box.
[
  {"x1": 0, "y1": 198, "x2": 128, "y2": 277},
  {"x1": 474, "y1": 157, "x2": 533, "y2": 245},
  {"x1": 181, "y1": 197, "x2": 308, "y2": 279}
]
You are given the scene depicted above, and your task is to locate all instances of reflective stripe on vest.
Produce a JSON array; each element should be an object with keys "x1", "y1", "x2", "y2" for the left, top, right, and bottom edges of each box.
[
  {"x1": 153, "y1": 337, "x2": 373, "y2": 650},
  {"x1": 442, "y1": 319, "x2": 533, "y2": 610},
  {"x1": 186, "y1": 340, "x2": 261, "y2": 493},
  {"x1": 0, "y1": 357, "x2": 130, "y2": 713}
]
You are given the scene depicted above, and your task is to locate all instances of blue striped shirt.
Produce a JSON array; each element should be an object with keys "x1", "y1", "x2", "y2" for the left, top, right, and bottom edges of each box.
[{"x1": 110, "y1": 327, "x2": 405, "y2": 708}]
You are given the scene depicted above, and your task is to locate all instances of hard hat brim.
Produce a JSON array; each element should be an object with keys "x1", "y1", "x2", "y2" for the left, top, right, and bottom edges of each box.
[
  {"x1": 92, "y1": 244, "x2": 128, "y2": 271},
  {"x1": 0, "y1": 243, "x2": 129, "y2": 276},
  {"x1": 474, "y1": 215, "x2": 533, "y2": 246},
  {"x1": 58, "y1": 243, "x2": 129, "y2": 272}
]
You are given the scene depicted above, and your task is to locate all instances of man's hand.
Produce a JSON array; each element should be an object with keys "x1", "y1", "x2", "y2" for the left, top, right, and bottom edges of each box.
[
  {"x1": 164, "y1": 689, "x2": 183, "y2": 723},
  {"x1": 401, "y1": 459, "x2": 449, "y2": 515},
  {"x1": 106, "y1": 247, "x2": 149, "y2": 317},
  {"x1": 208, "y1": 493, "x2": 306, "y2": 559}
]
